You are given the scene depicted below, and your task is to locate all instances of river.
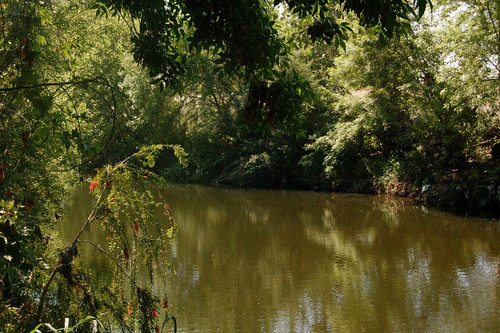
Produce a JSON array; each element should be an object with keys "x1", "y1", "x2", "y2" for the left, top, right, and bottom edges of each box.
[{"x1": 59, "y1": 184, "x2": 500, "y2": 332}]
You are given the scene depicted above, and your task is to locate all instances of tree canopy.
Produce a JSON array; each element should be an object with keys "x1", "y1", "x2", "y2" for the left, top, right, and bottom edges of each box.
[{"x1": 96, "y1": 0, "x2": 430, "y2": 82}]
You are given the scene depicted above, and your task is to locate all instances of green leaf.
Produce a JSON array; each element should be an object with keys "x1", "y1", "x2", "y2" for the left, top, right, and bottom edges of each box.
[
  {"x1": 29, "y1": 323, "x2": 57, "y2": 333},
  {"x1": 416, "y1": 0, "x2": 427, "y2": 19},
  {"x1": 60, "y1": 132, "x2": 72, "y2": 151},
  {"x1": 35, "y1": 35, "x2": 47, "y2": 46},
  {"x1": 161, "y1": 315, "x2": 178, "y2": 333},
  {"x1": 83, "y1": 142, "x2": 95, "y2": 152}
]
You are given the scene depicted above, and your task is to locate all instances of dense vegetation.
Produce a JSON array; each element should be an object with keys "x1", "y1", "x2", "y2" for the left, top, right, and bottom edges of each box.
[
  {"x1": 167, "y1": 0, "x2": 500, "y2": 217},
  {"x1": 0, "y1": 0, "x2": 498, "y2": 331}
]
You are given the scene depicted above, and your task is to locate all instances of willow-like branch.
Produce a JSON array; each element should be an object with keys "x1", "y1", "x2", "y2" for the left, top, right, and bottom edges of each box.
[
  {"x1": 35, "y1": 183, "x2": 108, "y2": 322},
  {"x1": 79, "y1": 240, "x2": 135, "y2": 283}
]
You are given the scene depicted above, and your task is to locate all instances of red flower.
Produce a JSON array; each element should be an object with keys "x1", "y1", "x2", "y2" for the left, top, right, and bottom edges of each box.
[
  {"x1": 89, "y1": 181, "x2": 99, "y2": 191},
  {"x1": 24, "y1": 198, "x2": 34, "y2": 215},
  {"x1": 75, "y1": 284, "x2": 82, "y2": 290},
  {"x1": 127, "y1": 304, "x2": 133, "y2": 316},
  {"x1": 123, "y1": 247, "x2": 129, "y2": 260},
  {"x1": 133, "y1": 221, "x2": 139, "y2": 233},
  {"x1": 151, "y1": 309, "x2": 158, "y2": 318},
  {"x1": 162, "y1": 299, "x2": 168, "y2": 309}
]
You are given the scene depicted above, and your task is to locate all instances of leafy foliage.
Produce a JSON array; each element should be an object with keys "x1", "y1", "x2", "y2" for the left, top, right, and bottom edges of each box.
[
  {"x1": 2, "y1": 0, "x2": 499, "y2": 331},
  {"x1": 33, "y1": 145, "x2": 182, "y2": 331},
  {"x1": 94, "y1": 0, "x2": 430, "y2": 130}
]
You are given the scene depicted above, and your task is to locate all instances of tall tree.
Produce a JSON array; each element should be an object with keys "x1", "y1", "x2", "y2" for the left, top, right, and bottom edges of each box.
[{"x1": 95, "y1": 0, "x2": 431, "y2": 128}]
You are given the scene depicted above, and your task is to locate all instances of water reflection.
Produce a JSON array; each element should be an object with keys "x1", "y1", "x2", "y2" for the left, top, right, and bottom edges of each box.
[{"x1": 60, "y1": 185, "x2": 500, "y2": 332}]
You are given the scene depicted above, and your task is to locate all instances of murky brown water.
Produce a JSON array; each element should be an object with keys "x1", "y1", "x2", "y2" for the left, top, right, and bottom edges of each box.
[{"x1": 60, "y1": 185, "x2": 500, "y2": 332}]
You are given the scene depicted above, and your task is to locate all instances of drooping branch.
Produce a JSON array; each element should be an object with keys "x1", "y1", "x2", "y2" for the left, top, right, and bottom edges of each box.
[
  {"x1": 79, "y1": 240, "x2": 134, "y2": 282},
  {"x1": 35, "y1": 182, "x2": 108, "y2": 322}
]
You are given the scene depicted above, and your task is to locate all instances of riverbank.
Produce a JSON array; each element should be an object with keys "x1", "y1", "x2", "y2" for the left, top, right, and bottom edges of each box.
[{"x1": 162, "y1": 161, "x2": 500, "y2": 219}]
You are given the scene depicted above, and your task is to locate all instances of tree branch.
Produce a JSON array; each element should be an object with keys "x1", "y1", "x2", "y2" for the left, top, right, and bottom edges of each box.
[
  {"x1": 35, "y1": 183, "x2": 108, "y2": 322},
  {"x1": 0, "y1": 78, "x2": 99, "y2": 91}
]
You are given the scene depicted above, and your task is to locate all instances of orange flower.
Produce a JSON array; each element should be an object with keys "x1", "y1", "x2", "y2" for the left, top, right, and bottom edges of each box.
[
  {"x1": 151, "y1": 309, "x2": 158, "y2": 318},
  {"x1": 89, "y1": 181, "x2": 99, "y2": 191},
  {"x1": 127, "y1": 304, "x2": 133, "y2": 316},
  {"x1": 75, "y1": 284, "x2": 82, "y2": 290}
]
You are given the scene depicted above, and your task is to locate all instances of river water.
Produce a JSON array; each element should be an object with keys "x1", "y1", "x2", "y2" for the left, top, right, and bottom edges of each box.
[{"x1": 60, "y1": 185, "x2": 500, "y2": 332}]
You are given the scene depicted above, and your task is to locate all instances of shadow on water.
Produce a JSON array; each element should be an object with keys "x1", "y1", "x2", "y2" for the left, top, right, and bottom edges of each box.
[{"x1": 60, "y1": 184, "x2": 500, "y2": 332}]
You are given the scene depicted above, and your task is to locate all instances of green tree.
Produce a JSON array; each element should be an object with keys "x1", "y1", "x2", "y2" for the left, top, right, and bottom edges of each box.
[
  {"x1": 301, "y1": 1, "x2": 499, "y2": 213},
  {"x1": 94, "y1": 0, "x2": 430, "y2": 129}
]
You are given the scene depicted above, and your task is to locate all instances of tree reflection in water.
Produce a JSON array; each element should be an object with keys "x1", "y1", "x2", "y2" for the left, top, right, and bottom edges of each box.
[{"x1": 61, "y1": 185, "x2": 500, "y2": 332}]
